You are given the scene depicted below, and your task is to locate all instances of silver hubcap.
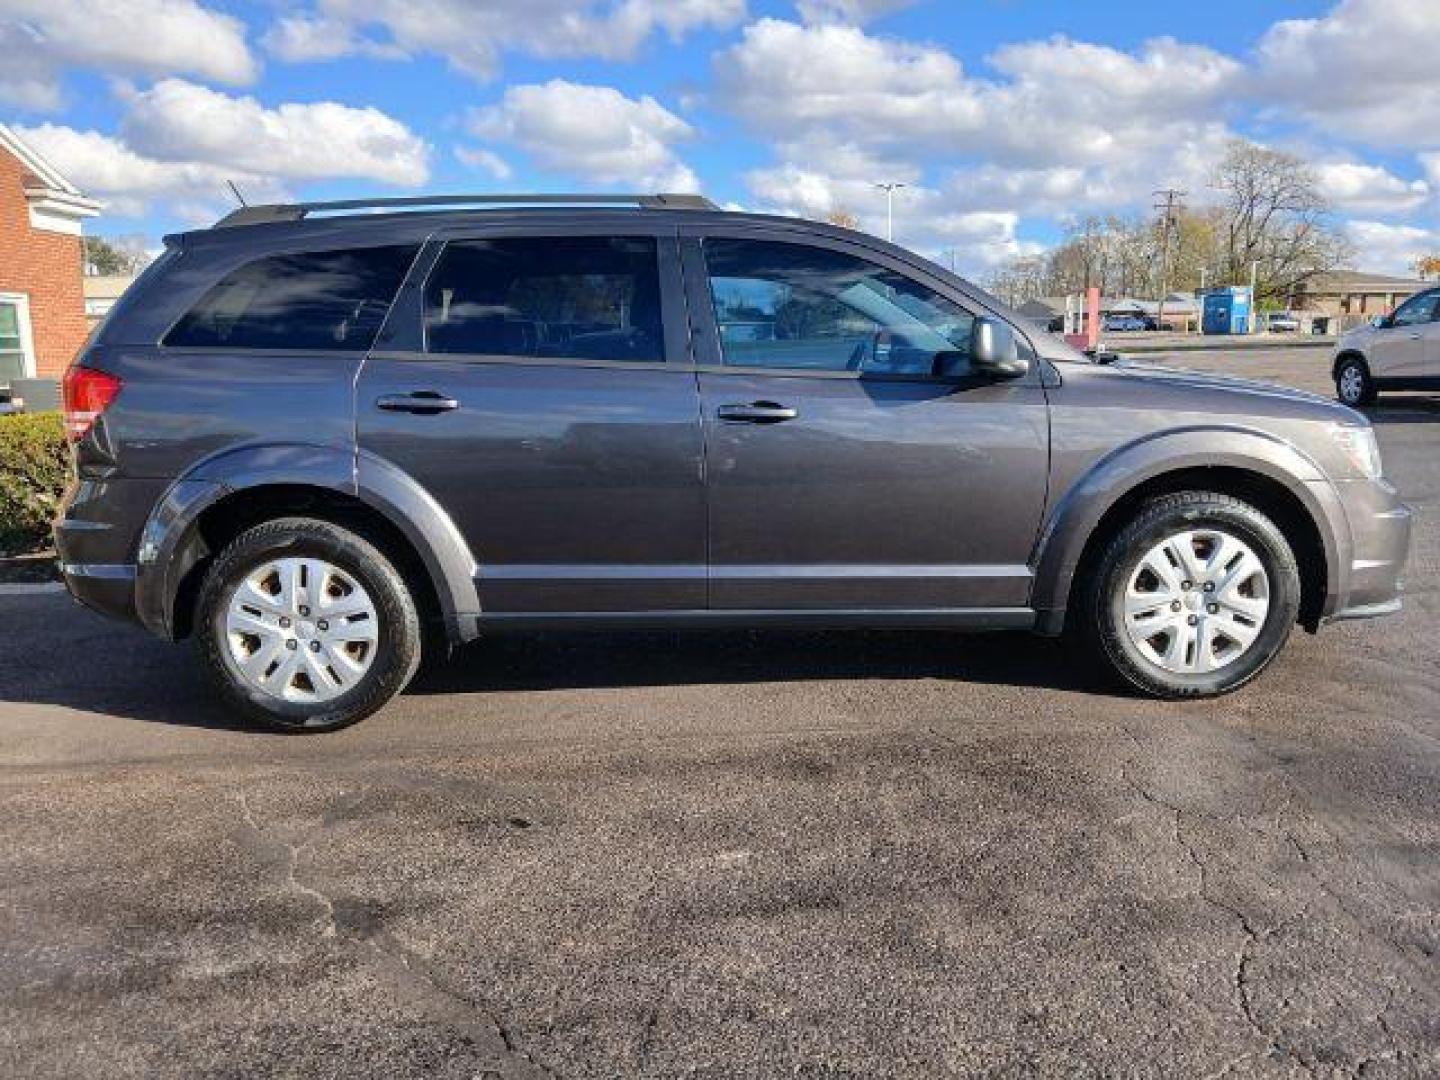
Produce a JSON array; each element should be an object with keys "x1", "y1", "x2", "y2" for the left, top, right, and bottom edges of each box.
[
  {"x1": 224, "y1": 557, "x2": 379, "y2": 703},
  {"x1": 1339, "y1": 366, "x2": 1364, "y2": 403},
  {"x1": 1122, "y1": 529, "x2": 1270, "y2": 675}
]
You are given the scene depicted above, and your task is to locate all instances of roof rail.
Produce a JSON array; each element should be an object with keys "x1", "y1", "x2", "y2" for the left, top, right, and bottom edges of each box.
[{"x1": 215, "y1": 192, "x2": 718, "y2": 228}]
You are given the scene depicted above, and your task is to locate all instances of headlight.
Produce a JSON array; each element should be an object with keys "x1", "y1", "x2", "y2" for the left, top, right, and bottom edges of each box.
[{"x1": 1330, "y1": 424, "x2": 1383, "y2": 479}]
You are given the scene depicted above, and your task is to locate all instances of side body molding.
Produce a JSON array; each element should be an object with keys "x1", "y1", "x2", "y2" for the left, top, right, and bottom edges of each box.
[
  {"x1": 1028, "y1": 426, "x2": 1350, "y2": 634},
  {"x1": 133, "y1": 443, "x2": 480, "y2": 641}
]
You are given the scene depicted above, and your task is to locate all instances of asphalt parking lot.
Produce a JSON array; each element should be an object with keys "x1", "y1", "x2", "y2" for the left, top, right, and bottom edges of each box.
[{"x1": 2, "y1": 347, "x2": 1437, "y2": 1078}]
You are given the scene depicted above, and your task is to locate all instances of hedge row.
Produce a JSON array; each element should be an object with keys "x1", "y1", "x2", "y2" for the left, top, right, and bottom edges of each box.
[{"x1": 0, "y1": 412, "x2": 69, "y2": 554}]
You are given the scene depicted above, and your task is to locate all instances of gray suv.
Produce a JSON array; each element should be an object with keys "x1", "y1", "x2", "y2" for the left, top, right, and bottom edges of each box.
[
  {"x1": 1333, "y1": 286, "x2": 1440, "y2": 406},
  {"x1": 56, "y1": 194, "x2": 1412, "y2": 730}
]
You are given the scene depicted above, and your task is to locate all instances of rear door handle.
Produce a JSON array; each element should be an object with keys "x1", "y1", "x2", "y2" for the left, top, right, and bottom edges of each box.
[
  {"x1": 716, "y1": 401, "x2": 799, "y2": 424},
  {"x1": 376, "y1": 391, "x2": 459, "y2": 415}
]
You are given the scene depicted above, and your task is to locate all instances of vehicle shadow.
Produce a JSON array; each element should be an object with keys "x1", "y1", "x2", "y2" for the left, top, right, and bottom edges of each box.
[
  {"x1": 0, "y1": 606, "x2": 1117, "y2": 735},
  {"x1": 1361, "y1": 395, "x2": 1440, "y2": 424},
  {"x1": 409, "y1": 627, "x2": 1114, "y2": 698}
]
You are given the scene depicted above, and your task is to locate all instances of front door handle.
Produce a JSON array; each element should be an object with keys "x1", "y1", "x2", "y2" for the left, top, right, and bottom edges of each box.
[
  {"x1": 716, "y1": 401, "x2": 799, "y2": 424},
  {"x1": 376, "y1": 390, "x2": 460, "y2": 415}
]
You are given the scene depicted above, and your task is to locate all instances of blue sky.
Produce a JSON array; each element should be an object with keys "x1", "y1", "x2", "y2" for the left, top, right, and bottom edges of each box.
[{"x1": 3, "y1": 0, "x2": 1438, "y2": 276}]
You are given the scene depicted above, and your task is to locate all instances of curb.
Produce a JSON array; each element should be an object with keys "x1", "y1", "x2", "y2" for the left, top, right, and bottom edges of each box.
[{"x1": 1113, "y1": 338, "x2": 1335, "y2": 355}]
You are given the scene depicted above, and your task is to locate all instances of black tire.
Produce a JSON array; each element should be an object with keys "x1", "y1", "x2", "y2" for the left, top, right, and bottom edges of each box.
[
  {"x1": 196, "y1": 517, "x2": 421, "y2": 732},
  {"x1": 1335, "y1": 356, "x2": 1377, "y2": 407},
  {"x1": 1077, "y1": 492, "x2": 1301, "y2": 699}
]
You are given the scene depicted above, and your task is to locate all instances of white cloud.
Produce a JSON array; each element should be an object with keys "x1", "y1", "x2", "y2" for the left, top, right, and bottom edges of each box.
[
  {"x1": 14, "y1": 123, "x2": 286, "y2": 221},
  {"x1": 120, "y1": 79, "x2": 429, "y2": 187},
  {"x1": 455, "y1": 146, "x2": 514, "y2": 181},
  {"x1": 466, "y1": 80, "x2": 698, "y2": 191},
  {"x1": 714, "y1": 20, "x2": 1240, "y2": 171},
  {"x1": 1255, "y1": 0, "x2": 1440, "y2": 147},
  {"x1": 795, "y1": 0, "x2": 915, "y2": 24},
  {"x1": 264, "y1": 0, "x2": 745, "y2": 80},
  {"x1": 0, "y1": 0, "x2": 256, "y2": 110},
  {"x1": 1313, "y1": 162, "x2": 1430, "y2": 215},
  {"x1": 16, "y1": 82, "x2": 429, "y2": 222},
  {"x1": 1344, "y1": 220, "x2": 1440, "y2": 276},
  {"x1": 716, "y1": 20, "x2": 1242, "y2": 257},
  {"x1": 262, "y1": 15, "x2": 406, "y2": 63},
  {"x1": 1420, "y1": 152, "x2": 1440, "y2": 188},
  {"x1": 740, "y1": 165, "x2": 1042, "y2": 272}
]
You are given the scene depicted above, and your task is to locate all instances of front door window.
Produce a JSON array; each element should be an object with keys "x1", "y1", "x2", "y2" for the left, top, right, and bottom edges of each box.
[{"x1": 703, "y1": 238, "x2": 976, "y2": 377}]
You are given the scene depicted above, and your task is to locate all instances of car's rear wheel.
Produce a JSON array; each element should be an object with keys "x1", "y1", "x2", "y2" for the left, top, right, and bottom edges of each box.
[
  {"x1": 1079, "y1": 492, "x2": 1301, "y2": 698},
  {"x1": 1335, "y1": 356, "x2": 1376, "y2": 406},
  {"x1": 196, "y1": 517, "x2": 421, "y2": 732}
]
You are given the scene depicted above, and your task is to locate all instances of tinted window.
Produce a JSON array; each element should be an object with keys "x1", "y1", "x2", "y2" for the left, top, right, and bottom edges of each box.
[
  {"x1": 1391, "y1": 291, "x2": 1439, "y2": 327},
  {"x1": 704, "y1": 238, "x2": 976, "y2": 376},
  {"x1": 165, "y1": 245, "x2": 418, "y2": 351},
  {"x1": 424, "y1": 237, "x2": 663, "y2": 363}
]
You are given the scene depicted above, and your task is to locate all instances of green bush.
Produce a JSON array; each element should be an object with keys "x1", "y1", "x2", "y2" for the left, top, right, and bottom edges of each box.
[{"x1": 0, "y1": 412, "x2": 69, "y2": 554}]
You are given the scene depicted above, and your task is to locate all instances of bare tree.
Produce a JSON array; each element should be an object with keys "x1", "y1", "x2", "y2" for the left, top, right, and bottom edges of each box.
[
  {"x1": 83, "y1": 235, "x2": 153, "y2": 277},
  {"x1": 1413, "y1": 254, "x2": 1440, "y2": 281},
  {"x1": 1212, "y1": 141, "x2": 1348, "y2": 304},
  {"x1": 983, "y1": 255, "x2": 1048, "y2": 307},
  {"x1": 825, "y1": 207, "x2": 860, "y2": 231}
]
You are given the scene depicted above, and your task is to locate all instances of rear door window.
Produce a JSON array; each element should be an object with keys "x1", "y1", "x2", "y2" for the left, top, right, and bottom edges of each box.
[
  {"x1": 423, "y1": 237, "x2": 664, "y2": 363},
  {"x1": 165, "y1": 245, "x2": 419, "y2": 351}
]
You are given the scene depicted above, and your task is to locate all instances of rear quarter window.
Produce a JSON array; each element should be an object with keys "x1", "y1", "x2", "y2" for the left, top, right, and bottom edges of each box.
[{"x1": 164, "y1": 245, "x2": 419, "y2": 351}]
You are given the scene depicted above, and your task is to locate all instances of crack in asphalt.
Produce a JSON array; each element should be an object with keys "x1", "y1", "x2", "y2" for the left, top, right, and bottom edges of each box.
[
  {"x1": 231, "y1": 793, "x2": 558, "y2": 1079},
  {"x1": 236, "y1": 793, "x2": 336, "y2": 938},
  {"x1": 1116, "y1": 760, "x2": 1322, "y2": 1077}
]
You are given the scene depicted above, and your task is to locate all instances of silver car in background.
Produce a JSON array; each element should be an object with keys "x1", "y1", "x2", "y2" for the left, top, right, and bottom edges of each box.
[{"x1": 1333, "y1": 286, "x2": 1440, "y2": 405}]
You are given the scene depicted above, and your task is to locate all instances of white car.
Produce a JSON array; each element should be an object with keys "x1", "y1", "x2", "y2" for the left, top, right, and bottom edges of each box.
[
  {"x1": 1333, "y1": 287, "x2": 1440, "y2": 406},
  {"x1": 1267, "y1": 312, "x2": 1300, "y2": 332}
]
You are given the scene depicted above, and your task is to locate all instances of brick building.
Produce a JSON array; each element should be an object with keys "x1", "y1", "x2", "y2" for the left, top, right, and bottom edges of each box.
[{"x1": 0, "y1": 123, "x2": 100, "y2": 385}]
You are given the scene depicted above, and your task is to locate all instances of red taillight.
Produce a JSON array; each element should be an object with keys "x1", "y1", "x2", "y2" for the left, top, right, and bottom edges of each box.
[{"x1": 62, "y1": 365, "x2": 123, "y2": 442}]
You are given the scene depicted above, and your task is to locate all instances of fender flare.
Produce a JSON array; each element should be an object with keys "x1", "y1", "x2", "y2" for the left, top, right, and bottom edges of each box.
[
  {"x1": 133, "y1": 443, "x2": 480, "y2": 641},
  {"x1": 1029, "y1": 426, "x2": 1349, "y2": 632}
]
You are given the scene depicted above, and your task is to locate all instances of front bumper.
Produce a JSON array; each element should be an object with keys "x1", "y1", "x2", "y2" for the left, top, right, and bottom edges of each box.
[{"x1": 1325, "y1": 476, "x2": 1412, "y2": 622}]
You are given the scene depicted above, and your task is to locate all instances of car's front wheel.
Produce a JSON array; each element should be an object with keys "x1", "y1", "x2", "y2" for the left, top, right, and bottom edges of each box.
[
  {"x1": 1335, "y1": 356, "x2": 1376, "y2": 407},
  {"x1": 196, "y1": 517, "x2": 421, "y2": 731},
  {"x1": 1079, "y1": 492, "x2": 1301, "y2": 698}
]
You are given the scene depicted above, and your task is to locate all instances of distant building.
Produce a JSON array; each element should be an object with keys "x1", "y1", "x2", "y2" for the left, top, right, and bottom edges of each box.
[
  {"x1": 83, "y1": 274, "x2": 141, "y2": 328},
  {"x1": 1292, "y1": 270, "x2": 1429, "y2": 323},
  {"x1": 0, "y1": 123, "x2": 101, "y2": 385}
]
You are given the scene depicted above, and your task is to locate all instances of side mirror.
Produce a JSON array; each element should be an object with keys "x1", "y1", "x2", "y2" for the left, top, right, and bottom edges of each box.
[
  {"x1": 970, "y1": 317, "x2": 1029, "y2": 378},
  {"x1": 1371, "y1": 314, "x2": 1392, "y2": 329}
]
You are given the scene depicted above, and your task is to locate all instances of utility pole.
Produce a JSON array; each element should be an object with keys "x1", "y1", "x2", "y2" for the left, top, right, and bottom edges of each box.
[
  {"x1": 1153, "y1": 188, "x2": 1185, "y2": 333},
  {"x1": 874, "y1": 182, "x2": 905, "y2": 242}
]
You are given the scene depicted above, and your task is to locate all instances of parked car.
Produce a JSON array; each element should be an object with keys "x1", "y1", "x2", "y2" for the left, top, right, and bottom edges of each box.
[
  {"x1": 1332, "y1": 287, "x2": 1440, "y2": 406},
  {"x1": 56, "y1": 193, "x2": 1412, "y2": 730},
  {"x1": 1267, "y1": 312, "x2": 1301, "y2": 333},
  {"x1": 1103, "y1": 314, "x2": 1148, "y2": 332}
]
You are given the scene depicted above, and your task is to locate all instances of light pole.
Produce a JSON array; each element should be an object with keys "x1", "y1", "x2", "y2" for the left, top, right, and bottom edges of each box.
[{"x1": 874, "y1": 182, "x2": 905, "y2": 242}]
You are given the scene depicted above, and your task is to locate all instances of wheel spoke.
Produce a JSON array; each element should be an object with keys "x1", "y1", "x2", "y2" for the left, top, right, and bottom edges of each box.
[
  {"x1": 226, "y1": 608, "x2": 274, "y2": 638},
  {"x1": 1214, "y1": 611, "x2": 1260, "y2": 649},
  {"x1": 320, "y1": 640, "x2": 367, "y2": 679},
  {"x1": 324, "y1": 615, "x2": 378, "y2": 645}
]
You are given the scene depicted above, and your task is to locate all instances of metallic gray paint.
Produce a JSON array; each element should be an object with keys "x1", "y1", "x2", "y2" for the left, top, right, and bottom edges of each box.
[{"x1": 59, "y1": 204, "x2": 1411, "y2": 651}]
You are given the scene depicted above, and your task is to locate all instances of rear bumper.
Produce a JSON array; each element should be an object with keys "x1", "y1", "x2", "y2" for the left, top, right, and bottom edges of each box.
[
  {"x1": 58, "y1": 562, "x2": 138, "y2": 622},
  {"x1": 53, "y1": 476, "x2": 166, "y2": 627}
]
